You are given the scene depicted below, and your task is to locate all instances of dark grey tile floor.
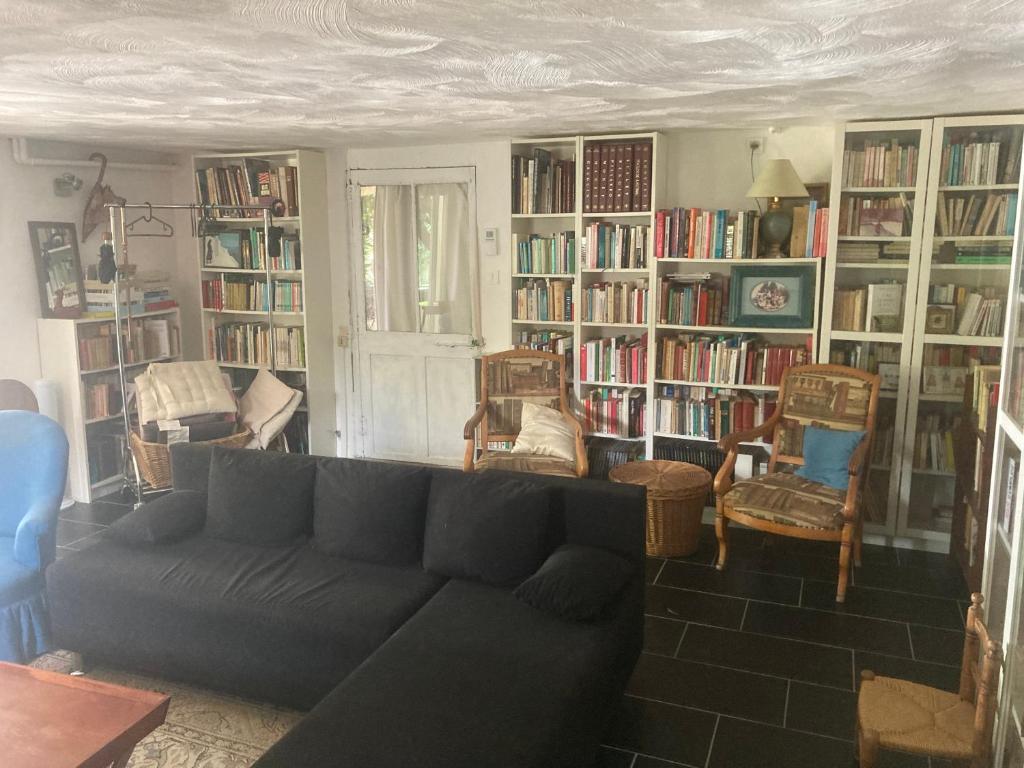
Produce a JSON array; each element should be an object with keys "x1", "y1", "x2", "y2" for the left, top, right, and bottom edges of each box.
[{"x1": 59, "y1": 497, "x2": 966, "y2": 768}]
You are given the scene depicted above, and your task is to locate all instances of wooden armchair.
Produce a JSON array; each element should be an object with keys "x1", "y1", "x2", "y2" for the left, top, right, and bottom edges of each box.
[
  {"x1": 463, "y1": 349, "x2": 587, "y2": 478},
  {"x1": 857, "y1": 593, "x2": 1000, "y2": 767},
  {"x1": 714, "y1": 364, "x2": 880, "y2": 602}
]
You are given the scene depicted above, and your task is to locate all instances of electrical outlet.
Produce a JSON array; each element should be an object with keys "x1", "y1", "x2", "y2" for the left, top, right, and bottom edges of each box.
[{"x1": 749, "y1": 139, "x2": 761, "y2": 151}]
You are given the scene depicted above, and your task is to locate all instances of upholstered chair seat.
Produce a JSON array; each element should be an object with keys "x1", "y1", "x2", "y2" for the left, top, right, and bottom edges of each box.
[
  {"x1": 722, "y1": 472, "x2": 846, "y2": 530},
  {"x1": 472, "y1": 453, "x2": 578, "y2": 478}
]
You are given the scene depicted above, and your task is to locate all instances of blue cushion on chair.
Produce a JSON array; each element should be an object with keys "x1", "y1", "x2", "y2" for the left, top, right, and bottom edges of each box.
[{"x1": 795, "y1": 426, "x2": 865, "y2": 491}]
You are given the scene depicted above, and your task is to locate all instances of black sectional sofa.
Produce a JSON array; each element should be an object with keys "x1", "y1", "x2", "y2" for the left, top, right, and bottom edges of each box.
[{"x1": 47, "y1": 444, "x2": 645, "y2": 767}]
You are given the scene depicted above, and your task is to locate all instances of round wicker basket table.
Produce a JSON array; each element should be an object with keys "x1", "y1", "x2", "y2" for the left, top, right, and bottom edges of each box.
[{"x1": 608, "y1": 460, "x2": 712, "y2": 557}]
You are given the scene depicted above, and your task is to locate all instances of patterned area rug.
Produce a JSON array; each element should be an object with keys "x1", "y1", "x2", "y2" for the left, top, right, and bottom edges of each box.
[{"x1": 30, "y1": 651, "x2": 301, "y2": 767}]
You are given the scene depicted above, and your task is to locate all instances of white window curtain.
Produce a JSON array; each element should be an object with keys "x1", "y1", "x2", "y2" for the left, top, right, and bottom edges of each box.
[
  {"x1": 417, "y1": 182, "x2": 473, "y2": 335},
  {"x1": 372, "y1": 185, "x2": 418, "y2": 332}
]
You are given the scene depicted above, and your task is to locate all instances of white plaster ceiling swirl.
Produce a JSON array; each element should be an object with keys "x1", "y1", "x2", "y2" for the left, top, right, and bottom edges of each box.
[{"x1": 0, "y1": 0, "x2": 1023, "y2": 148}]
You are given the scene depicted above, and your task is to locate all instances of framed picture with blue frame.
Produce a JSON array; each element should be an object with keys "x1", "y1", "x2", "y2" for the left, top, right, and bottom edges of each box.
[{"x1": 729, "y1": 264, "x2": 815, "y2": 329}]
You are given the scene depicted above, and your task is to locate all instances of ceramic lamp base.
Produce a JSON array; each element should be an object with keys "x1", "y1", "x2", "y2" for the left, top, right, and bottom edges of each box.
[{"x1": 760, "y1": 205, "x2": 792, "y2": 258}]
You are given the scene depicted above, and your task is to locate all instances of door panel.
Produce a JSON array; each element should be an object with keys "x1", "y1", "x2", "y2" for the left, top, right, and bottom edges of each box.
[
  {"x1": 367, "y1": 352, "x2": 427, "y2": 460},
  {"x1": 425, "y1": 355, "x2": 475, "y2": 463}
]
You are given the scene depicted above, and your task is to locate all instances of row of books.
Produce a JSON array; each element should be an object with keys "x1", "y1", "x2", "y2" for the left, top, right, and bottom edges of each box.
[
  {"x1": 872, "y1": 425, "x2": 895, "y2": 467},
  {"x1": 583, "y1": 388, "x2": 646, "y2": 438},
  {"x1": 511, "y1": 150, "x2": 575, "y2": 214},
  {"x1": 513, "y1": 231, "x2": 575, "y2": 274},
  {"x1": 939, "y1": 243, "x2": 1013, "y2": 265},
  {"x1": 580, "y1": 334, "x2": 647, "y2": 384},
  {"x1": 654, "y1": 208, "x2": 759, "y2": 260},
  {"x1": 79, "y1": 318, "x2": 180, "y2": 371},
  {"x1": 836, "y1": 241, "x2": 910, "y2": 263},
  {"x1": 84, "y1": 277, "x2": 178, "y2": 318},
  {"x1": 201, "y1": 278, "x2": 303, "y2": 312},
  {"x1": 956, "y1": 292, "x2": 1004, "y2": 336},
  {"x1": 658, "y1": 335, "x2": 811, "y2": 387},
  {"x1": 971, "y1": 365, "x2": 1001, "y2": 428},
  {"x1": 195, "y1": 160, "x2": 299, "y2": 218},
  {"x1": 928, "y1": 284, "x2": 1005, "y2": 336},
  {"x1": 272, "y1": 235, "x2": 302, "y2": 271},
  {"x1": 84, "y1": 381, "x2": 121, "y2": 421},
  {"x1": 831, "y1": 282, "x2": 904, "y2": 332},
  {"x1": 208, "y1": 323, "x2": 306, "y2": 369},
  {"x1": 939, "y1": 130, "x2": 1022, "y2": 186},
  {"x1": 87, "y1": 432, "x2": 124, "y2": 484},
  {"x1": 654, "y1": 385, "x2": 775, "y2": 442},
  {"x1": 921, "y1": 344, "x2": 1000, "y2": 368},
  {"x1": 582, "y1": 141, "x2": 652, "y2": 213},
  {"x1": 842, "y1": 139, "x2": 919, "y2": 188},
  {"x1": 513, "y1": 279, "x2": 573, "y2": 322},
  {"x1": 827, "y1": 340, "x2": 901, "y2": 389},
  {"x1": 581, "y1": 281, "x2": 649, "y2": 325},
  {"x1": 913, "y1": 413, "x2": 960, "y2": 473},
  {"x1": 512, "y1": 330, "x2": 573, "y2": 373},
  {"x1": 837, "y1": 195, "x2": 912, "y2": 237},
  {"x1": 790, "y1": 202, "x2": 830, "y2": 259},
  {"x1": 581, "y1": 222, "x2": 649, "y2": 269},
  {"x1": 658, "y1": 274, "x2": 729, "y2": 327},
  {"x1": 936, "y1": 191, "x2": 1017, "y2": 237}
]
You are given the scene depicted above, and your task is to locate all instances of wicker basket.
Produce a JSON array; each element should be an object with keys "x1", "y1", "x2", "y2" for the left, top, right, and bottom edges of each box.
[
  {"x1": 609, "y1": 460, "x2": 712, "y2": 557},
  {"x1": 130, "y1": 427, "x2": 252, "y2": 490}
]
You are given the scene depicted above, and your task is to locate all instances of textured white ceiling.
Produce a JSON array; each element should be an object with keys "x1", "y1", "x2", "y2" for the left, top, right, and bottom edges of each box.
[{"x1": 2, "y1": 0, "x2": 1024, "y2": 148}]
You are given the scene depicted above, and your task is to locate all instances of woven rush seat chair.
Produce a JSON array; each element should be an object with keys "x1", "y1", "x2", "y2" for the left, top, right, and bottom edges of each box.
[
  {"x1": 714, "y1": 364, "x2": 880, "y2": 602},
  {"x1": 463, "y1": 349, "x2": 586, "y2": 478},
  {"x1": 856, "y1": 593, "x2": 1000, "y2": 767}
]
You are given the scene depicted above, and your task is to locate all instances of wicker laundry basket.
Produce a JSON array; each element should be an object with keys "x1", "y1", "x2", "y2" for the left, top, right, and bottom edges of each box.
[
  {"x1": 609, "y1": 460, "x2": 712, "y2": 557},
  {"x1": 130, "y1": 428, "x2": 251, "y2": 490}
]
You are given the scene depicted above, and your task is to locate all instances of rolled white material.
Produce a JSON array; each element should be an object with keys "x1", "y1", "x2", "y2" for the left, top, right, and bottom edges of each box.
[{"x1": 34, "y1": 378, "x2": 75, "y2": 509}]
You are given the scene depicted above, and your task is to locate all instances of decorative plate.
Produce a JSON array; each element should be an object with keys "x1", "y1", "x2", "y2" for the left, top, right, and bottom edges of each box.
[{"x1": 749, "y1": 280, "x2": 790, "y2": 313}]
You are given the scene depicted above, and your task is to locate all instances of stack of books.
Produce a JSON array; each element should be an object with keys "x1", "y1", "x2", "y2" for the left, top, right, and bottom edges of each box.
[
  {"x1": 828, "y1": 340, "x2": 901, "y2": 389},
  {"x1": 582, "y1": 141, "x2": 652, "y2": 213},
  {"x1": 949, "y1": 243, "x2": 1013, "y2": 265},
  {"x1": 513, "y1": 278, "x2": 573, "y2": 322},
  {"x1": 956, "y1": 291, "x2": 1004, "y2": 336},
  {"x1": 936, "y1": 191, "x2": 1017, "y2": 237},
  {"x1": 832, "y1": 283, "x2": 903, "y2": 332},
  {"x1": 654, "y1": 208, "x2": 759, "y2": 260},
  {"x1": 788, "y1": 201, "x2": 830, "y2": 258},
  {"x1": 838, "y1": 195, "x2": 913, "y2": 237},
  {"x1": 273, "y1": 326, "x2": 306, "y2": 368},
  {"x1": 83, "y1": 280, "x2": 144, "y2": 316},
  {"x1": 513, "y1": 232, "x2": 576, "y2": 274},
  {"x1": 203, "y1": 275, "x2": 268, "y2": 312},
  {"x1": 87, "y1": 433, "x2": 124, "y2": 484},
  {"x1": 270, "y1": 235, "x2": 301, "y2": 270},
  {"x1": 208, "y1": 322, "x2": 305, "y2": 368},
  {"x1": 511, "y1": 150, "x2": 575, "y2": 215},
  {"x1": 581, "y1": 222, "x2": 649, "y2": 269},
  {"x1": 939, "y1": 130, "x2": 1022, "y2": 186},
  {"x1": 872, "y1": 425, "x2": 895, "y2": 466},
  {"x1": 196, "y1": 159, "x2": 299, "y2": 218},
  {"x1": 842, "y1": 138, "x2": 919, "y2": 187},
  {"x1": 580, "y1": 334, "x2": 647, "y2": 384},
  {"x1": 84, "y1": 381, "x2": 121, "y2": 420},
  {"x1": 272, "y1": 280, "x2": 303, "y2": 312},
  {"x1": 583, "y1": 388, "x2": 646, "y2": 438},
  {"x1": 658, "y1": 335, "x2": 809, "y2": 387},
  {"x1": 658, "y1": 274, "x2": 729, "y2": 326},
  {"x1": 654, "y1": 385, "x2": 775, "y2": 441},
  {"x1": 913, "y1": 413, "x2": 961, "y2": 473},
  {"x1": 582, "y1": 280, "x2": 649, "y2": 324}
]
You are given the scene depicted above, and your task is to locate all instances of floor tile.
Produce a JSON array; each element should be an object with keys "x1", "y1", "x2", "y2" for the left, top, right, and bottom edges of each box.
[
  {"x1": 628, "y1": 653, "x2": 787, "y2": 726},
  {"x1": 56, "y1": 519, "x2": 106, "y2": 547},
  {"x1": 853, "y1": 561, "x2": 967, "y2": 600},
  {"x1": 771, "y1": 534, "x2": 899, "y2": 568},
  {"x1": 676, "y1": 623, "x2": 854, "y2": 690},
  {"x1": 92, "y1": 487, "x2": 139, "y2": 506},
  {"x1": 604, "y1": 696, "x2": 716, "y2": 767},
  {"x1": 644, "y1": 616, "x2": 685, "y2": 656},
  {"x1": 908, "y1": 624, "x2": 964, "y2": 666},
  {"x1": 854, "y1": 651, "x2": 960, "y2": 691},
  {"x1": 706, "y1": 716, "x2": 852, "y2": 768},
  {"x1": 722, "y1": 546, "x2": 841, "y2": 581},
  {"x1": 634, "y1": 755, "x2": 691, "y2": 768},
  {"x1": 60, "y1": 500, "x2": 127, "y2": 526},
  {"x1": 658, "y1": 559, "x2": 803, "y2": 605},
  {"x1": 64, "y1": 530, "x2": 106, "y2": 551},
  {"x1": 595, "y1": 746, "x2": 636, "y2": 768},
  {"x1": 645, "y1": 585, "x2": 746, "y2": 630},
  {"x1": 896, "y1": 548, "x2": 961, "y2": 575},
  {"x1": 645, "y1": 558, "x2": 665, "y2": 585},
  {"x1": 801, "y1": 579, "x2": 965, "y2": 630},
  {"x1": 786, "y1": 681, "x2": 856, "y2": 740},
  {"x1": 742, "y1": 601, "x2": 912, "y2": 657}
]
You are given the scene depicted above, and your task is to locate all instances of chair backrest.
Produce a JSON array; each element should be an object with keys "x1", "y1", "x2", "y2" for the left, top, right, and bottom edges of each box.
[
  {"x1": 958, "y1": 593, "x2": 1002, "y2": 767},
  {"x1": 0, "y1": 380, "x2": 38, "y2": 412},
  {"x1": 769, "y1": 364, "x2": 880, "y2": 473},
  {"x1": 477, "y1": 349, "x2": 567, "y2": 452}
]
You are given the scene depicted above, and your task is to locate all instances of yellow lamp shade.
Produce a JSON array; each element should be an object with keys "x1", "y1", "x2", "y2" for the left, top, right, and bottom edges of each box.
[{"x1": 746, "y1": 159, "x2": 809, "y2": 199}]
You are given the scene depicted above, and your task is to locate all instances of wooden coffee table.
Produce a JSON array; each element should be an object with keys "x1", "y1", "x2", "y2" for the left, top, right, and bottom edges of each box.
[{"x1": 0, "y1": 661, "x2": 169, "y2": 768}]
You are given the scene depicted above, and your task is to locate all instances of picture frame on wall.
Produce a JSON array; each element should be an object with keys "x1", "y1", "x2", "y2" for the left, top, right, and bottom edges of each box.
[
  {"x1": 729, "y1": 264, "x2": 815, "y2": 328},
  {"x1": 28, "y1": 221, "x2": 85, "y2": 319}
]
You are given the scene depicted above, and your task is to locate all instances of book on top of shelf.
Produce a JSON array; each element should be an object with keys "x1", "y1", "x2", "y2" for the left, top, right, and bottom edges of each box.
[
  {"x1": 582, "y1": 140, "x2": 652, "y2": 213},
  {"x1": 842, "y1": 137, "x2": 919, "y2": 188},
  {"x1": 838, "y1": 195, "x2": 913, "y2": 237},
  {"x1": 511, "y1": 149, "x2": 575, "y2": 215},
  {"x1": 936, "y1": 190, "x2": 1017, "y2": 237},
  {"x1": 582, "y1": 280, "x2": 649, "y2": 324},
  {"x1": 654, "y1": 384, "x2": 776, "y2": 442},
  {"x1": 582, "y1": 222, "x2": 649, "y2": 269},
  {"x1": 658, "y1": 334, "x2": 810, "y2": 387},
  {"x1": 580, "y1": 334, "x2": 647, "y2": 385},
  {"x1": 583, "y1": 387, "x2": 646, "y2": 438},
  {"x1": 654, "y1": 208, "x2": 766, "y2": 260},
  {"x1": 658, "y1": 275, "x2": 730, "y2": 326},
  {"x1": 513, "y1": 231, "x2": 575, "y2": 274},
  {"x1": 513, "y1": 278, "x2": 573, "y2": 322},
  {"x1": 196, "y1": 162, "x2": 299, "y2": 218},
  {"x1": 940, "y1": 128, "x2": 1023, "y2": 186}
]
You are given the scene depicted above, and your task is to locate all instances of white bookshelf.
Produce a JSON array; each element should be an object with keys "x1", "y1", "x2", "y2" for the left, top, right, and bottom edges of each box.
[
  {"x1": 38, "y1": 308, "x2": 182, "y2": 502},
  {"x1": 192, "y1": 149, "x2": 335, "y2": 455}
]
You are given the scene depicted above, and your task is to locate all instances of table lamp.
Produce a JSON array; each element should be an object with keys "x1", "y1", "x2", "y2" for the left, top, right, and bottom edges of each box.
[{"x1": 746, "y1": 159, "x2": 809, "y2": 258}]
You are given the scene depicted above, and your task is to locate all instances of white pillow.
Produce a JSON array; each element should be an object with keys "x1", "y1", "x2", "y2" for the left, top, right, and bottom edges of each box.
[{"x1": 510, "y1": 402, "x2": 577, "y2": 463}]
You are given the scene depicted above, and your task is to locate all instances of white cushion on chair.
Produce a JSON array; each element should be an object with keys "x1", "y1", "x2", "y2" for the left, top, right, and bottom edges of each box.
[{"x1": 510, "y1": 402, "x2": 577, "y2": 464}]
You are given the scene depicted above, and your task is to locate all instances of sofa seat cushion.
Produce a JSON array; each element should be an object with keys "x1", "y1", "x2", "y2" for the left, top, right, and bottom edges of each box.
[
  {"x1": 724, "y1": 472, "x2": 846, "y2": 530},
  {"x1": 46, "y1": 536, "x2": 446, "y2": 708},
  {"x1": 252, "y1": 578, "x2": 640, "y2": 768},
  {"x1": 474, "y1": 453, "x2": 577, "y2": 477}
]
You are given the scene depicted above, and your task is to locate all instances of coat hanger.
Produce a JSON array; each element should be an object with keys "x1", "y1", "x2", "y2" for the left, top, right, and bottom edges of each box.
[{"x1": 125, "y1": 202, "x2": 174, "y2": 238}]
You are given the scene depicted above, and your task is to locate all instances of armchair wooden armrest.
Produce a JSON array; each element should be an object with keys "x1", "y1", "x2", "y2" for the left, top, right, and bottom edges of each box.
[
  {"x1": 559, "y1": 405, "x2": 588, "y2": 478},
  {"x1": 847, "y1": 436, "x2": 870, "y2": 475},
  {"x1": 463, "y1": 402, "x2": 489, "y2": 472},
  {"x1": 840, "y1": 435, "x2": 871, "y2": 521},
  {"x1": 714, "y1": 414, "x2": 780, "y2": 496}
]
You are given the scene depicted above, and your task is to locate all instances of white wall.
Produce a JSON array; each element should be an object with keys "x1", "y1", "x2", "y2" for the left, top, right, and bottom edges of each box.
[{"x1": 0, "y1": 138, "x2": 182, "y2": 386}]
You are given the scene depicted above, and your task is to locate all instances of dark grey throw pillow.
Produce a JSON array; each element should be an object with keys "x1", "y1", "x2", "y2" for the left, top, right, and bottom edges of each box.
[
  {"x1": 204, "y1": 447, "x2": 316, "y2": 546},
  {"x1": 514, "y1": 544, "x2": 633, "y2": 621},
  {"x1": 109, "y1": 490, "x2": 207, "y2": 546},
  {"x1": 313, "y1": 459, "x2": 432, "y2": 565},
  {"x1": 423, "y1": 472, "x2": 550, "y2": 587}
]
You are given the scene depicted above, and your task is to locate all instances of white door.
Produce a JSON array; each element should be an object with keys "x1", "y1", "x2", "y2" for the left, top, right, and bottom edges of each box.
[{"x1": 348, "y1": 167, "x2": 481, "y2": 465}]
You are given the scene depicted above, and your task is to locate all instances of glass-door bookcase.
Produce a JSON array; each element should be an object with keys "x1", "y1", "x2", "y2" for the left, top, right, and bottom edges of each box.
[{"x1": 984, "y1": 151, "x2": 1024, "y2": 767}]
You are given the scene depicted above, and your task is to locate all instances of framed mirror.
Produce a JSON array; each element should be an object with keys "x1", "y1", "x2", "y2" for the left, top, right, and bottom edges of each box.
[{"x1": 29, "y1": 221, "x2": 85, "y2": 319}]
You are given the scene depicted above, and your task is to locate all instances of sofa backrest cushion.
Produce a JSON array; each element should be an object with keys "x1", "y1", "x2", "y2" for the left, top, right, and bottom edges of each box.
[
  {"x1": 423, "y1": 472, "x2": 550, "y2": 587},
  {"x1": 314, "y1": 458, "x2": 432, "y2": 565},
  {"x1": 205, "y1": 446, "x2": 316, "y2": 546}
]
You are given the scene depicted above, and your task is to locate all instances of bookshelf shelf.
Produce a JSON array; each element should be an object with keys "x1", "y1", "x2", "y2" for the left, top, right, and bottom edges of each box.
[
  {"x1": 655, "y1": 380, "x2": 780, "y2": 391},
  {"x1": 512, "y1": 273, "x2": 574, "y2": 278},
  {"x1": 582, "y1": 211, "x2": 651, "y2": 219},
  {"x1": 587, "y1": 432, "x2": 646, "y2": 441},
  {"x1": 84, "y1": 414, "x2": 122, "y2": 426},
  {"x1": 511, "y1": 319, "x2": 573, "y2": 327},
  {"x1": 836, "y1": 261, "x2": 911, "y2": 270},
  {"x1": 923, "y1": 333, "x2": 1003, "y2": 346},
  {"x1": 580, "y1": 322, "x2": 646, "y2": 328},
  {"x1": 831, "y1": 330, "x2": 904, "y2": 343},
  {"x1": 74, "y1": 308, "x2": 180, "y2": 324},
  {"x1": 655, "y1": 257, "x2": 818, "y2": 265},
  {"x1": 81, "y1": 355, "x2": 177, "y2": 375},
  {"x1": 581, "y1": 268, "x2": 649, "y2": 274},
  {"x1": 938, "y1": 183, "x2": 1018, "y2": 191},
  {"x1": 933, "y1": 235, "x2": 1014, "y2": 242},
  {"x1": 579, "y1": 380, "x2": 647, "y2": 389},
  {"x1": 90, "y1": 474, "x2": 123, "y2": 491},
  {"x1": 838, "y1": 235, "x2": 912, "y2": 242},
  {"x1": 193, "y1": 149, "x2": 333, "y2": 456},
  {"x1": 511, "y1": 213, "x2": 575, "y2": 219},
  {"x1": 842, "y1": 186, "x2": 917, "y2": 193},
  {"x1": 653, "y1": 431, "x2": 765, "y2": 447},
  {"x1": 657, "y1": 324, "x2": 814, "y2": 335}
]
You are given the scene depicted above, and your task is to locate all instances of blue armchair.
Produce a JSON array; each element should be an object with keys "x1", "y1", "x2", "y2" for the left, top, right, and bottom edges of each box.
[{"x1": 0, "y1": 410, "x2": 68, "y2": 662}]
